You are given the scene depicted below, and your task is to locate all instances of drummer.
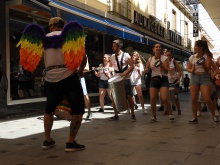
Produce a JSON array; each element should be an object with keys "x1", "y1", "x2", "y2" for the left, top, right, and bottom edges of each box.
[{"x1": 108, "y1": 39, "x2": 136, "y2": 121}]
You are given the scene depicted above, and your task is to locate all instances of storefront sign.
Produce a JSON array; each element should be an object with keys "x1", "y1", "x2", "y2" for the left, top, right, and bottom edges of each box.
[
  {"x1": 134, "y1": 10, "x2": 181, "y2": 45},
  {"x1": 134, "y1": 10, "x2": 165, "y2": 38},
  {"x1": 192, "y1": 5, "x2": 199, "y2": 37},
  {"x1": 185, "y1": 0, "x2": 200, "y2": 5}
]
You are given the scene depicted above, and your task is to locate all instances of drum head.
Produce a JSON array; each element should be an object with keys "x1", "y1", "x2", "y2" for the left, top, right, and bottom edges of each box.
[{"x1": 108, "y1": 76, "x2": 123, "y2": 83}]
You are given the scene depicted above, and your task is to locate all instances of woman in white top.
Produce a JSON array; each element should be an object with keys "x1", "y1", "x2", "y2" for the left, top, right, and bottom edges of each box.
[
  {"x1": 130, "y1": 51, "x2": 147, "y2": 114},
  {"x1": 145, "y1": 43, "x2": 174, "y2": 122},
  {"x1": 187, "y1": 40, "x2": 219, "y2": 123},
  {"x1": 167, "y1": 50, "x2": 182, "y2": 115},
  {"x1": 93, "y1": 54, "x2": 113, "y2": 112}
]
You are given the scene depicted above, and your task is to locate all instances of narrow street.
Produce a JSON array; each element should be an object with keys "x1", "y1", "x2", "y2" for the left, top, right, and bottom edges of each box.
[{"x1": 1, "y1": 92, "x2": 220, "y2": 165}]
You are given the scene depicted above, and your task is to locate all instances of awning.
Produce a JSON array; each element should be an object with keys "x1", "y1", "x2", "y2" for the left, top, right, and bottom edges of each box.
[
  {"x1": 181, "y1": 50, "x2": 192, "y2": 58},
  {"x1": 48, "y1": 0, "x2": 144, "y2": 43}
]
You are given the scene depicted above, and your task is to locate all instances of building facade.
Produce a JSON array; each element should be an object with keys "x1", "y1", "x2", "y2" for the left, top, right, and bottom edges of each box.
[{"x1": 2, "y1": 0, "x2": 198, "y2": 109}]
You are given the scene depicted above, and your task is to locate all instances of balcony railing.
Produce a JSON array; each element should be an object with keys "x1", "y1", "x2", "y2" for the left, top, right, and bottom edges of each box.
[
  {"x1": 107, "y1": 0, "x2": 131, "y2": 21},
  {"x1": 182, "y1": 37, "x2": 191, "y2": 50}
]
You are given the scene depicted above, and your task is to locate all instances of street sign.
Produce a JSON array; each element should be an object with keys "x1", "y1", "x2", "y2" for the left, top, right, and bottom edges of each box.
[
  {"x1": 185, "y1": 0, "x2": 200, "y2": 5},
  {"x1": 193, "y1": 4, "x2": 199, "y2": 37}
]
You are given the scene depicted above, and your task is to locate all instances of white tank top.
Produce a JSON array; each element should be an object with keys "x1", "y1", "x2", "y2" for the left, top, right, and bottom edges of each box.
[
  {"x1": 148, "y1": 55, "x2": 168, "y2": 77},
  {"x1": 189, "y1": 53, "x2": 208, "y2": 73},
  {"x1": 99, "y1": 63, "x2": 112, "y2": 80},
  {"x1": 168, "y1": 59, "x2": 178, "y2": 83}
]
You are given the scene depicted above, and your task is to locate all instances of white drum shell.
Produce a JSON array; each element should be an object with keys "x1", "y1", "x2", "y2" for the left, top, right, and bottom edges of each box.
[{"x1": 108, "y1": 76, "x2": 128, "y2": 112}]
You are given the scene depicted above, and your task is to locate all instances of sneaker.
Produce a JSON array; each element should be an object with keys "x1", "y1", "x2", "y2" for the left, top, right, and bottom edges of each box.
[
  {"x1": 134, "y1": 104, "x2": 138, "y2": 110},
  {"x1": 131, "y1": 115, "x2": 136, "y2": 121},
  {"x1": 178, "y1": 110, "x2": 182, "y2": 115},
  {"x1": 65, "y1": 141, "x2": 85, "y2": 152},
  {"x1": 86, "y1": 112, "x2": 92, "y2": 120},
  {"x1": 109, "y1": 115, "x2": 119, "y2": 121},
  {"x1": 215, "y1": 110, "x2": 219, "y2": 116},
  {"x1": 189, "y1": 118, "x2": 198, "y2": 123},
  {"x1": 197, "y1": 111, "x2": 201, "y2": 117},
  {"x1": 201, "y1": 106, "x2": 207, "y2": 112},
  {"x1": 142, "y1": 108, "x2": 148, "y2": 115},
  {"x1": 169, "y1": 115, "x2": 175, "y2": 122},
  {"x1": 158, "y1": 106, "x2": 164, "y2": 111},
  {"x1": 213, "y1": 116, "x2": 219, "y2": 124},
  {"x1": 150, "y1": 116, "x2": 157, "y2": 123},
  {"x1": 98, "y1": 108, "x2": 104, "y2": 112},
  {"x1": 172, "y1": 104, "x2": 176, "y2": 111},
  {"x1": 42, "y1": 138, "x2": 56, "y2": 150}
]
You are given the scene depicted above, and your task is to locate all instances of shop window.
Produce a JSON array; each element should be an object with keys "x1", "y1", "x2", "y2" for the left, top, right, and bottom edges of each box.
[{"x1": 10, "y1": 34, "x2": 46, "y2": 100}]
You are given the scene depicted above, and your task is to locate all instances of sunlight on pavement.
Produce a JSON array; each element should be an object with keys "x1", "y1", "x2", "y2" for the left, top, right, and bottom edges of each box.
[{"x1": 0, "y1": 104, "x2": 152, "y2": 139}]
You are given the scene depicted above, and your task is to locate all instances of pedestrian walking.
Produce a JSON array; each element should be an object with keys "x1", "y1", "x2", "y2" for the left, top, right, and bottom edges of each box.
[
  {"x1": 108, "y1": 39, "x2": 136, "y2": 121},
  {"x1": 92, "y1": 54, "x2": 113, "y2": 113},
  {"x1": 187, "y1": 40, "x2": 219, "y2": 123},
  {"x1": 145, "y1": 43, "x2": 175, "y2": 122},
  {"x1": 17, "y1": 17, "x2": 87, "y2": 151}
]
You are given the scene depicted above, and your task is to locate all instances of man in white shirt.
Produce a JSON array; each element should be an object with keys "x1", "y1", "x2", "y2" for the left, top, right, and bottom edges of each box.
[{"x1": 109, "y1": 39, "x2": 136, "y2": 121}]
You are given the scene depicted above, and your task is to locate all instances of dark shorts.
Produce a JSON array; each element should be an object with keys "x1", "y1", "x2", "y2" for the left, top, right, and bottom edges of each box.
[
  {"x1": 169, "y1": 79, "x2": 179, "y2": 90},
  {"x1": 124, "y1": 79, "x2": 133, "y2": 96},
  {"x1": 45, "y1": 73, "x2": 85, "y2": 115},
  {"x1": 150, "y1": 76, "x2": 169, "y2": 89},
  {"x1": 99, "y1": 80, "x2": 110, "y2": 89}
]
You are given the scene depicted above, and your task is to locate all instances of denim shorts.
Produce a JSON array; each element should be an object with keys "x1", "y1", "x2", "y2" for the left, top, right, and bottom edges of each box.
[
  {"x1": 150, "y1": 76, "x2": 169, "y2": 89},
  {"x1": 99, "y1": 80, "x2": 110, "y2": 89},
  {"x1": 190, "y1": 73, "x2": 211, "y2": 86}
]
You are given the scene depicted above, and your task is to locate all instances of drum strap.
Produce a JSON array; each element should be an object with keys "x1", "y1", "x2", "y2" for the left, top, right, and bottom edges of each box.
[{"x1": 115, "y1": 52, "x2": 128, "y2": 73}]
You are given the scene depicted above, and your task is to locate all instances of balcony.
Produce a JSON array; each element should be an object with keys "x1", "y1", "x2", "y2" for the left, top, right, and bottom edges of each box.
[
  {"x1": 182, "y1": 37, "x2": 192, "y2": 50},
  {"x1": 107, "y1": 0, "x2": 131, "y2": 21}
]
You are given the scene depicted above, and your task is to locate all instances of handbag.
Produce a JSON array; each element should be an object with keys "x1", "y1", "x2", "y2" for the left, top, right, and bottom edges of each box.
[
  {"x1": 54, "y1": 98, "x2": 72, "y2": 121},
  {"x1": 151, "y1": 76, "x2": 162, "y2": 86}
]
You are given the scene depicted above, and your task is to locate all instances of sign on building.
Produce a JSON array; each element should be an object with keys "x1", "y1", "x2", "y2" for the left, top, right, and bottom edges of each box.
[
  {"x1": 185, "y1": 0, "x2": 200, "y2": 5},
  {"x1": 192, "y1": 4, "x2": 199, "y2": 37}
]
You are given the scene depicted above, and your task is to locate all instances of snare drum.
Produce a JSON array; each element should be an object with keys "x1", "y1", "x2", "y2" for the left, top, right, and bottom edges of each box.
[
  {"x1": 108, "y1": 76, "x2": 128, "y2": 112},
  {"x1": 54, "y1": 98, "x2": 72, "y2": 121}
]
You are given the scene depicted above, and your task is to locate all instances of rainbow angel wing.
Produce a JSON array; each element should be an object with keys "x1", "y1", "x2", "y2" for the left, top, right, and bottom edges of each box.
[
  {"x1": 16, "y1": 24, "x2": 45, "y2": 72},
  {"x1": 61, "y1": 21, "x2": 85, "y2": 71}
]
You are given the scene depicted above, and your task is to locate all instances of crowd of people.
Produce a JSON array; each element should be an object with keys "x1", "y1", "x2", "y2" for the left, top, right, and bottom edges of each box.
[{"x1": 17, "y1": 17, "x2": 220, "y2": 153}]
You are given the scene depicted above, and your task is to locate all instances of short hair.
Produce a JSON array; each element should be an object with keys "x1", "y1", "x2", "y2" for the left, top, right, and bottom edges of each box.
[
  {"x1": 113, "y1": 39, "x2": 123, "y2": 48},
  {"x1": 49, "y1": 17, "x2": 65, "y2": 28}
]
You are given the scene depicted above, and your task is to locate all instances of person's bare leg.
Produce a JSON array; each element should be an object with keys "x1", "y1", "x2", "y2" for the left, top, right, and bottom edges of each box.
[
  {"x1": 150, "y1": 88, "x2": 158, "y2": 117},
  {"x1": 190, "y1": 85, "x2": 200, "y2": 119},
  {"x1": 160, "y1": 87, "x2": 172, "y2": 115},
  {"x1": 84, "y1": 95, "x2": 91, "y2": 113},
  {"x1": 69, "y1": 115, "x2": 83, "y2": 142},
  {"x1": 111, "y1": 98, "x2": 118, "y2": 115},
  {"x1": 135, "y1": 85, "x2": 145, "y2": 111},
  {"x1": 44, "y1": 113, "x2": 53, "y2": 141},
  {"x1": 99, "y1": 88, "x2": 106, "y2": 109},
  {"x1": 127, "y1": 96, "x2": 135, "y2": 116}
]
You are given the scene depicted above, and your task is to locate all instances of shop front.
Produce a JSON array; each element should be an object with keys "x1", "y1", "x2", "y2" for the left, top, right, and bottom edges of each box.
[{"x1": 5, "y1": 0, "x2": 147, "y2": 106}]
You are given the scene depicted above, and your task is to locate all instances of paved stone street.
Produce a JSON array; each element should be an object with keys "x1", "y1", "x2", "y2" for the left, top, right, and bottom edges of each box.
[{"x1": 1, "y1": 92, "x2": 220, "y2": 165}]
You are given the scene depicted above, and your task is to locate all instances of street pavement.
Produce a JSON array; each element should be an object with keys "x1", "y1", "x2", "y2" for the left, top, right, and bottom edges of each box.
[{"x1": 1, "y1": 92, "x2": 220, "y2": 165}]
